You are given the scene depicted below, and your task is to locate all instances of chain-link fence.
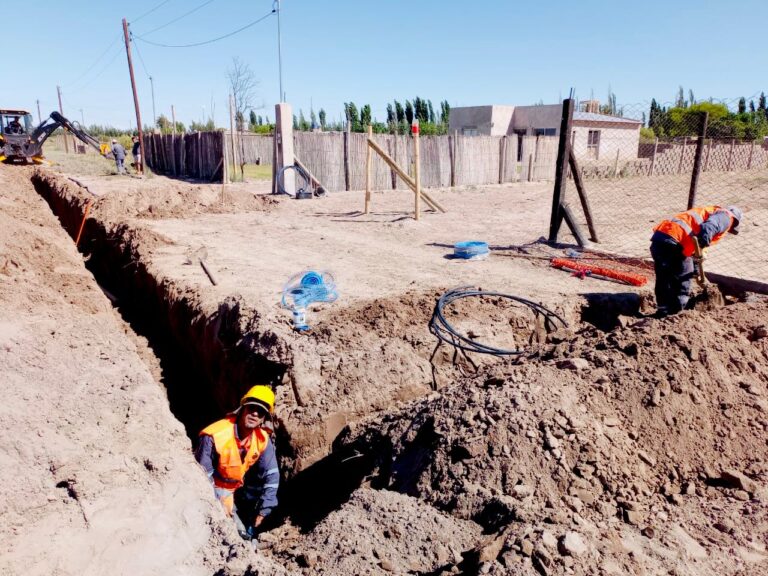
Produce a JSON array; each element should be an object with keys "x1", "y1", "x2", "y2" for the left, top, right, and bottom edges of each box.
[{"x1": 563, "y1": 98, "x2": 768, "y2": 286}]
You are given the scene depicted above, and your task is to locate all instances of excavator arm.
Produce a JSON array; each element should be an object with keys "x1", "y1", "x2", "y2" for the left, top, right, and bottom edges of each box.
[{"x1": 29, "y1": 112, "x2": 112, "y2": 158}]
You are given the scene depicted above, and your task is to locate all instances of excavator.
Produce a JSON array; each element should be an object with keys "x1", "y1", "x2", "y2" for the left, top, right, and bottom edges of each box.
[{"x1": 0, "y1": 109, "x2": 112, "y2": 164}]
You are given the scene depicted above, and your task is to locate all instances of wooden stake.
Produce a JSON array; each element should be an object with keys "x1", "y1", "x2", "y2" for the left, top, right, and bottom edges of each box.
[
  {"x1": 365, "y1": 125, "x2": 373, "y2": 213},
  {"x1": 748, "y1": 140, "x2": 755, "y2": 169},
  {"x1": 171, "y1": 105, "x2": 177, "y2": 135},
  {"x1": 568, "y1": 150, "x2": 598, "y2": 243},
  {"x1": 413, "y1": 120, "x2": 421, "y2": 221},
  {"x1": 527, "y1": 153, "x2": 533, "y2": 182},
  {"x1": 613, "y1": 148, "x2": 620, "y2": 177}
]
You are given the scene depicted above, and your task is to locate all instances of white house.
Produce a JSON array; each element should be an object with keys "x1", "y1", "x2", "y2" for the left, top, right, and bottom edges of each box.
[{"x1": 449, "y1": 104, "x2": 642, "y2": 161}]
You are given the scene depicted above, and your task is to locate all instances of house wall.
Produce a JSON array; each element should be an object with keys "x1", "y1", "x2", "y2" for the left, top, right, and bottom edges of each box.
[
  {"x1": 571, "y1": 125, "x2": 640, "y2": 162},
  {"x1": 448, "y1": 106, "x2": 496, "y2": 135},
  {"x1": 510, "y1": 105, "x2": 562, "y2": 135}
]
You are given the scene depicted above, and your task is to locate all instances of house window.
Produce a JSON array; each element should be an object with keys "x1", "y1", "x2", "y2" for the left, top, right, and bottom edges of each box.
[
  {"x1": 534, "y1": 128, "x2": 556, "y2": 137},
  {"x1": 462, "y1": 127, "x2": 478, "y2": 136},
  {"x1": 587, "y1": 130, "x2": 600, "y2": 159}
]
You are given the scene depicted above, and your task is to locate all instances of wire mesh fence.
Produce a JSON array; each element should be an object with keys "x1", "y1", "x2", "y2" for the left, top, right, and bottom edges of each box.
[{"x1": 566, "y1": 99, "x2": 768, "y2": 285}]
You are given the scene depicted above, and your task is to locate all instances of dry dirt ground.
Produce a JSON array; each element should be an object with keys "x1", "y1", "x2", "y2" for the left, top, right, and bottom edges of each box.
[
  {"x1": 0, "y1": 164, "x2": 288, "y2": 576},
  {"x1": 4, "y1": 156, "x2": 768, "y2": 576}
]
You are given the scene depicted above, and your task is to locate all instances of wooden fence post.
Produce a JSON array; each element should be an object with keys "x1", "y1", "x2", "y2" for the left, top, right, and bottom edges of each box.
[
  {"x1": 343, "y1": 125, "x2": 351, "y2": 191},
  {"x1": 451, "y1": 130, "x2": 458, "y2": 187},
  {"x1": 727, "y1": 138, "x2": 735, "y2": 171},
  {"x1": 613, "y1": 148, "x2": 620, "y2": 178},
  {"x1": 365, "y1": 125, "x2": 372, "y2": 213},
  {"x1": 548, "y1": 98, "x2": 575, "y2": 244},
  {"x1": 677, "y1": 137, "x2": 687, "y2": 174},
  {"x1": 413, "y1": 119, "x2": 421, "y2": 221},
  {"x1": 527, "y1": 153, "x2": 533, "y2": 182},
  {"x1": 498, "y1": 135, "x2": 507, "y2": 184},
  {"x1": 649, "y1": 137, "x2": 658, "y2": 176},
  {"x1": 687, "y1": 111, "x2": 709, "y2": 210}
]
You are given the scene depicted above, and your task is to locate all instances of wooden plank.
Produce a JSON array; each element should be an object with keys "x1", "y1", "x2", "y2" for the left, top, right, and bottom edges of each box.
[
  {"x1": 561, "y1": 202, "x2": 587, "y2": 247},
  {"x1": 367, "y1": 139, "x2": 446, "y2": 212},
  {"x1": 568, "y1": 150, "x2": 599, "y2": 243}
]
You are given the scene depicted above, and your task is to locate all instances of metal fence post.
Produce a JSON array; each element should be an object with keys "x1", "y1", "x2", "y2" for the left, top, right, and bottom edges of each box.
[
  {"x1": 548, "y1": 98, "x2": 574, "y2": 243},
  {"x1": 687, "y1": 111, "x2": 709, "y2": 210}
]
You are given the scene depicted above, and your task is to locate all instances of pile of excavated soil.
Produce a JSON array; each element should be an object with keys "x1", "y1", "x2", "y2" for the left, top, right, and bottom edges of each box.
[
  {"x1": 0, "y1": 165, "x2": 287, "y2": 576},
  {"x1": 270, "y1": 487, "x2": 482, "y2": 575},
  {"x1": 336, "y1": 302, "x2": 768, "y2": 575}
]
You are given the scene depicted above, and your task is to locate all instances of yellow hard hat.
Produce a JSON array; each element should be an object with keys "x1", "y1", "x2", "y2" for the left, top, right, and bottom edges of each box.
[{"x1": 239, "y1": 385, "x2": 275, "y2": 415}]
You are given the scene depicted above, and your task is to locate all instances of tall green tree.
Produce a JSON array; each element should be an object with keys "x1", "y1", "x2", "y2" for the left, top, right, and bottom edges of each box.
[
  {"x1": 405, "y1": 100, "x2": 414, "y2": 124},
  {"x1": 675, "y1": 86, "x2": 686, "y2": 108},
  {"x1": 738, "y1": 97, "x2": 747, "y2": 114},
  {"x1": 360, "y1": 104, "x2": 372, "y2": 128},
  {"x1": 395, "y1": 101, "x2": 405, "y2": 123},
  {"x1": 319, "y1": 109, "x2": 326, "y2": 130},
  {"x1": 428, "y1": 100, "x2": 435, "y2": 124}
]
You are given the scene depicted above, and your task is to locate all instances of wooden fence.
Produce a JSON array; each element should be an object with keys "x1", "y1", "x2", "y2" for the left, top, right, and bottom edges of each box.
[
  {"x1": 144, "y1": 131, "x2": 225, "y2": 181},
  {"x1": 211, "y1": 131, "x2": 559, "y2": 190}
]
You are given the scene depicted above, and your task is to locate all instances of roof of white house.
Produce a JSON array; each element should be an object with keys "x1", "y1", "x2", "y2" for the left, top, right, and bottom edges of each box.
[{"x1": 573, "y1": 111, "x2": 642, "y2": 124}]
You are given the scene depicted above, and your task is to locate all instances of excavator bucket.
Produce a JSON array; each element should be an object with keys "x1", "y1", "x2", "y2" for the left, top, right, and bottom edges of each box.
[{"x1": 99, "y1": 143, "x2": 111, "y2": 156}]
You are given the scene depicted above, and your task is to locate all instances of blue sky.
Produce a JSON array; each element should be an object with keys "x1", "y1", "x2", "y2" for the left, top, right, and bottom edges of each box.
[{"x1": 2, "y1": 0, "x2": 766, "y2": 129}]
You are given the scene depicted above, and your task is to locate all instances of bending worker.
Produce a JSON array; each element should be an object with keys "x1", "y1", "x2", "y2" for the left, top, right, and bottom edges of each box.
[
  {"x1": 195, "y1": 385, "x2": 280, "y2": 540},
  {"x1": 650, "y1": 205, "x2": 742, "y2": 316}
]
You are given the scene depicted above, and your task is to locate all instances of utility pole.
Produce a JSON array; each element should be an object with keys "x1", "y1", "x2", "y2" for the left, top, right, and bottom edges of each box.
[
  {"x1": 275, "y1": 0, "x2": 284, "y2": 102},
  {"x1": 150, "y1": 76, "x2": 157, "y2": 132},
  {"x1": 79, "y1": 109, "x2": 85, "y2": 125},
  {"x1": 56, "y1": 85, "x2": 69, "y2": 153},
  {"x1": 36, "y1": 100, "x2": 42, "y2": 124},
  {"x1": 171, "y1": 105, "x2": 177, "y2": 135},
  {"x1": 122, "y1": 18, "x2": 145, "y2": 170}
]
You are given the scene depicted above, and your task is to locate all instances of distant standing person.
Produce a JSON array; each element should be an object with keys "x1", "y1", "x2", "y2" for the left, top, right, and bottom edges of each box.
[
  {"x1": 131, "y1": 135, "x2": 143, "y2": 175},
  {"x1": 111, "y1": 139, "x2": 126, "y2": 175}
]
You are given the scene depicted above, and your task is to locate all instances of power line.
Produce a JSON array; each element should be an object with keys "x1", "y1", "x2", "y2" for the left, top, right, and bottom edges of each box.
[
  {"x1": 134, "y1": 9, "x2": 275, "y2": 48},
  {"x1": 131, "y1": 0, "x2": 175, "y2": 23},
  {"x1": 62, "y1": 34, "x2": 122, "y2": 88},
  {"x1": 131, "y1": 34, "x2": 152, "y2": 78},
  {"x1": 70, "y1": 43, "x2": 125, "y2": 93},
  {"x1": 133, "y1": 0, "x2": 217, "y2": 37}
]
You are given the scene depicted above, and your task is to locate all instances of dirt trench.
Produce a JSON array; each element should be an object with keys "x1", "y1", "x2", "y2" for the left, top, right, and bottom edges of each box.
[{"x1": 27, "y1": 167, "x2": 768, "y2": 576}]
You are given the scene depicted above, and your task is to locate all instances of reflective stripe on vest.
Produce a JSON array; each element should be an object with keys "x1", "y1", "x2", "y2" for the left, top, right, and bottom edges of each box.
[
  {"x1": 653, "y1": 205, "x2": 722, "y2": 257},
  {"x1": 200, "y1": 417, "x2": 268, "y2": 491}
]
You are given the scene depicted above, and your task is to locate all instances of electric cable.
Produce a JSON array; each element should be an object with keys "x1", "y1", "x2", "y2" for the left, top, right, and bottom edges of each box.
[
  {"x1": 133, "y1": 0, "x2": 217, "y2": 37},
  {"x1": 62, "y1": 35, "x2": 122, "y2": 89},
  {"x1": 131, "y1": 34, "x2": 152, "y2": 78},
  {"x1": 71, "y1": 44, "x2": 125, "y2": 93},
  {"x1": 131, "y1": 0, "x2": 175, "y2": 24},
  {"x1": 275, "y1": 164, "x2": 309, "y2": 197},
  {"x1": 134, "y1": 9, "x2": 275, "y2": 48},
  {"x1": 428, "y1": 287, "x2": 567, "y2": 357}
]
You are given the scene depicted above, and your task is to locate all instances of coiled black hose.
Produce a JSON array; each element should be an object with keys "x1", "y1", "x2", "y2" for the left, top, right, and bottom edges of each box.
[
  {"x1": 428, "y1": 286, "x2": 568, "y2": 357},
  {"x1": 276, "y1": 163, "x2": 327, "y2": 197}
]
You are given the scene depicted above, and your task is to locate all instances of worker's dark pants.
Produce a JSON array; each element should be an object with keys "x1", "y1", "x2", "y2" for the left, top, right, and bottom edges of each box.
[{"x1": 650, "y1": 240, "x2": 694, "y2": 314}]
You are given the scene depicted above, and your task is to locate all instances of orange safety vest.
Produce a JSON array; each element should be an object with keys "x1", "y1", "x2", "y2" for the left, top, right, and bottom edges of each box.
[
  {"x1": 200, "y1": 416, "x2": 268, "y2": 492},
  {"x1": 653, "y1": 205, "x2": 733, "y2": 257}
]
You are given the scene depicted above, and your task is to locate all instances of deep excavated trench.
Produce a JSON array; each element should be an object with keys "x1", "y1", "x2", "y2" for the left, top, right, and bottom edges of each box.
[{"x1": 30, "y1": 171, "x2": 383, "y2": 530}]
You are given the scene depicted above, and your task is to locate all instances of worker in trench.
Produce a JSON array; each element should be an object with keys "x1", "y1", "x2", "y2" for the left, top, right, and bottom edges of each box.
[
  {"x1": 195, "y1": 385, "x2": 280, "y2": 541},
  {"x1": 650, "y1": 205, "x2": 743, "y2": 316}
]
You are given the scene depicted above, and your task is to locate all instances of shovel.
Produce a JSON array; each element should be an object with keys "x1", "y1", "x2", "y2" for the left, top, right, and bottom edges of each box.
[{"x1": 691, "y1": 237, "x2": 724, "y2": 309}]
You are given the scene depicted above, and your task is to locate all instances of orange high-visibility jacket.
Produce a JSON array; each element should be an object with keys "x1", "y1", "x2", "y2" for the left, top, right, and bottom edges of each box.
[
  {"x1": 199, "y1": 416, "x2": 268, "y2": 491},
  {"x1": 653, "y1": 206, "x2": 734, "y2": 257}
]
